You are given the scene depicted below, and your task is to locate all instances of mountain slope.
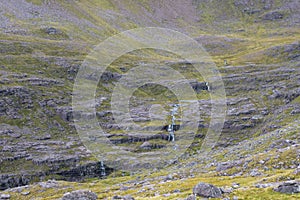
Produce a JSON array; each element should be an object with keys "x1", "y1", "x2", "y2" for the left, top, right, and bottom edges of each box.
[{"x1": 0, "y1": 0, "x2": 299, "y2": 199}]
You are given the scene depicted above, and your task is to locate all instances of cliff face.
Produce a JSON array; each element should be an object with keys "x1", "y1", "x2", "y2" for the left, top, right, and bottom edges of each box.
[{"x1": 0, "y1": 0, "x2": 299, "y2": 195}]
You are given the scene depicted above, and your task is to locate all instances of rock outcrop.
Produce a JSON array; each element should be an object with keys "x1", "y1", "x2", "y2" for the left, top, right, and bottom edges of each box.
[
  {"x1": 274, "y1": 181, "x2": 300, "y2": 194},
  {"x1": 193, "y1": 182, "x2": 222, "y2": 198},
  {"x1": 61, "y1": 190, "x2": 98, "y2": 200}
]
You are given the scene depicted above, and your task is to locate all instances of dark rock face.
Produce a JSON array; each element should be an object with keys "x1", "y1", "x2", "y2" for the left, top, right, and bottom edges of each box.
[
  {"x1": 189, "y1": 81, "x2": 208, "y2": 93},
  {"x1": 100, "y1": 71, "x2": 122, "y2": 82},
  {"x1": 61, "y1": 190, "x2": 98, "y2": 200},
  {"x1": 109, "y1": 133, "x2": 169, "y2": 145},
  {"x1": 0, "y1": 162, "x2": 111, "y2": 190},
  {"x1": 161, "y1": 124, "x2": 180, "y2": 131},
  {"x1": 274, "y1": 181, "x2": 300, "y2": 194},
  {"x1": 0, "y1": 174, "x2": 34, "y2": 190},
  {"x1": 139, "y1": 141, "x2": 165, "y2": 150},
  {"x1": 193, "y1": 182, "x2": 222, "y2": 198},
  {"x1": 262, "y1": 11, "x2": 284, "y2": 20},
  {"x1": 56, "y1": 161, "x2": 113, "y2": 182}
]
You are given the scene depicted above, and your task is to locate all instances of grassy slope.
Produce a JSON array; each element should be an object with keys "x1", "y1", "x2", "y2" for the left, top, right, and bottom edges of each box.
[{"x1": 0, "y1": 0, "x2": 299, "y2": 199}]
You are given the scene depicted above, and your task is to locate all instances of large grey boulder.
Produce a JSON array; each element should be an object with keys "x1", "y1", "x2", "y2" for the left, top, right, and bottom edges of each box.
[
  {"x1": 193, "y1": 182, "x2": 222, "y2": 198},
  {"x1": 274, "y1": 181, "x2": 300, "y2": 194},
  {"x1": 61, "y1": 190, "x2": 97, "y2": 200}
]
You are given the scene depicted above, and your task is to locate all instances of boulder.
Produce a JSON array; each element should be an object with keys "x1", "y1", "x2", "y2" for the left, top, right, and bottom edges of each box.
[
  {"x1": 274, "y1": 181, "x2": 300, "y2": 194},
  {"x1": 45, "y1": 27, "x2": 58, "y2": 35},
  {"x1": 0, "y1": 194, "x2": 10, "y2": 199},
  {"x1": 61, "y1": 190, "x2": 97, "y2": 200},
  {"x1": 21, "y1": 191, "x2": 30, "y2": 196},
  {"x1": 216, "y1": 161, "x2": 236, "y2": 172},
  {"x1": 112, "y1": 195, "x2": 134, "y2": 200},
  {"x1": 220, "y1": 186, "x2": 233, "y2": 194},
  {"x1": 140, "y1": 141, "x2": 152, "y2": 150},
  {"x1": 39, "y1": 180, "x2": 59, "y2": 189},
  {"x1": 185, "y1": 194, "x2": 196, "y2": 200},
  {"x1": 262, "y1": 11, "x2": 284, "y2": 21},
  {"x1": 249, "y1": 168, "x2": 263, "y2": 177},
  {"x1": 232, "y1": 183, "x2": 240, "y2": 189},
  {"x1": 193, "y1": 182, "x2": 222, "y2": 198}
]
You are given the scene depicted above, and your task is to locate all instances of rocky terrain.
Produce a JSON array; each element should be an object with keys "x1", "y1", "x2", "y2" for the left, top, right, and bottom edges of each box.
[{"x1": 0, "y1": 0, "x2": 299, "y2": 199}]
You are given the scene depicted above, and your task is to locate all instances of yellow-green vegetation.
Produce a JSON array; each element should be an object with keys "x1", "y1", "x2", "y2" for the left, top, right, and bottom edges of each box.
[
  {"x1": 0, "y1": 0, "x2": 299, "y2": 199},
  {"x1": 4, "y1": 168, "x2": 299, "y2": 199},
  {"x1": 25, "y1": 0, "x2": 43, "y2": 6}
]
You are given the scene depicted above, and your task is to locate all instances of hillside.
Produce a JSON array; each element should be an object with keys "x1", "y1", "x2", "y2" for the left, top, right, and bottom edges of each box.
[{"x1": 0, "y1": 0, "x2": 299, "y2": 199}]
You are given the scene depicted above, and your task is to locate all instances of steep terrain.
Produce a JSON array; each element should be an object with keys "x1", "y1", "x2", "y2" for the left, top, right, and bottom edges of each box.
[{"x1": 0, "y1": 0, "x2": 299, "y2": 199}]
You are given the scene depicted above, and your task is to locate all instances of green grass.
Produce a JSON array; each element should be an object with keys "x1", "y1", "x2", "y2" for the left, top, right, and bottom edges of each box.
[
  {"x1": 0, "y1": 1, "x2": 299, "y2": 199},
  {"x1": 25, "y1": 0, "x2": 43, "y2": 5},
  {"x1": 4, "y1": 168, "x2": 299, "y2": 199}
]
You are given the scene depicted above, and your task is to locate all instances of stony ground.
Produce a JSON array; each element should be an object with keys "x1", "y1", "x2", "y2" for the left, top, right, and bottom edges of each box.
[{"x1": 0, "y1": 0, "x2": 299, "y2": 199}]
